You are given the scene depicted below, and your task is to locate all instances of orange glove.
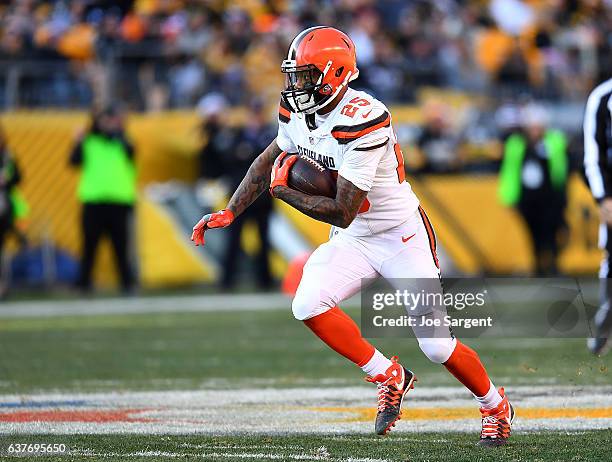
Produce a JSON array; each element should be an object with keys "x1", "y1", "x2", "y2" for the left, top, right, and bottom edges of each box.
[
  {"x1": 270, "y1": 151, "x2": 297, "y2": 197},
  {"x1": 191, "y1": 209, "x2": 235, "y2": 246}
]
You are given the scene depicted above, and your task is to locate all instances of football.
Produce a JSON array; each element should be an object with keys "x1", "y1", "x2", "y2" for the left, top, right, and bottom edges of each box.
[{"x1": 284, "y1": 153, "x2": 337, "y2": 198}]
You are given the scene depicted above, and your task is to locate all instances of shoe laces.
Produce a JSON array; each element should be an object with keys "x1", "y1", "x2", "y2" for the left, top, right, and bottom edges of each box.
[
  {"x1": 481, "y1": 415, "x2": 501, "y2": 438},
  {"x1": 374, "y1": 383, "x2": 402, "y2": 412},
  {"x1": 365, "y1": 356, "x2": 403, "y2": 412},
  {"x1": 480, "y1": 400, "x2": 511, "y2": 439}
]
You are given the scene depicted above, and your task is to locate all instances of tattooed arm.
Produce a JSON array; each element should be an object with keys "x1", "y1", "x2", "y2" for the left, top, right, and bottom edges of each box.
[
  {"x1": 272, "y1": 175, "x2": 367, "y2": 228},
  {"x1": 227, "y1": 138, "x2": 283, "y2": 217},
  {"x1": 191, "y1": 138, "x2": 283, "y2": 246}
]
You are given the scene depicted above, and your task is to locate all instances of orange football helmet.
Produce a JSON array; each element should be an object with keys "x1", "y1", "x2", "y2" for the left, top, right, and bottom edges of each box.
[{"x1": 281, "y1": 26, "x2": 359, "y2": 114}]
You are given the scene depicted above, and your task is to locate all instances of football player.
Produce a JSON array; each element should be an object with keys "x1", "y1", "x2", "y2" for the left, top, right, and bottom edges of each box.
[
  {"x1": 584, "y1": 76, "x2": 612, "y2": 355},
  {"x1": 192, "y1": 26, "x2": 514, "y2": 445}
]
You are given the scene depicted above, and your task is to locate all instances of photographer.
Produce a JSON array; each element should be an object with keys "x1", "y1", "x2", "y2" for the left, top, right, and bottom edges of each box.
[{"x1": 69, "y1": 105, "x2": 136, "y2": 293}]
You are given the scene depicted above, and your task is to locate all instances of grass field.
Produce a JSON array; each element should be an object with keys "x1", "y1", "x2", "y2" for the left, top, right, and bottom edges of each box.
[
  {"x1": 0, "y1": 295, "x2": 610, "y2": 461},
  {"x1": 2, "y1": 432, "x2": 612, "y2": 461}
]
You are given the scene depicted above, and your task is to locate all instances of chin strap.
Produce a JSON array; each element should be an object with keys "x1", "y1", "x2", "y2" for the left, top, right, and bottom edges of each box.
[{"x1": 305, "y1": 68, "x2": 359, "y2": 115}]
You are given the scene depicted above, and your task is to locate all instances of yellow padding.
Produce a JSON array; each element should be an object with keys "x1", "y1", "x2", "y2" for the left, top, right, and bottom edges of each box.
[
  {"x1": 239, "y1": 221, "x2": 288, "y2": 279},
  {"x1": 138, "y1": 197, "x2": 215, "y2": 287},
  {"x1": 0, "y1": 110, "x2": 201, "y2": 288},
  {"x1": 276, "y1": 201, "x2": 330, "y2": 247},
  {"x1": 411, "y1": 180, "x2": 482, "y2": 274},
  {"x1": 559, "y1": 176, "x2": 602, "y2": 273},
  {"x1": 414, "y1": 174, "x2": 601, "y2": 274},
  {"x1": 240, "y1": 221, "x2": 260, "y2": 255},
  {"x1": 278, "y1": 174, "x2": 600, "y2": 275},
  {"x1": 1, "y1": 110, "x2": 600, "y2": 284},
  {"x1": 270, "y1": 250, "x2": 288, "y2": 279}
]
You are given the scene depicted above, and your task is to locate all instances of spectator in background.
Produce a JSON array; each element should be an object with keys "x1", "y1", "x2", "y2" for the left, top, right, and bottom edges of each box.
[
  {"x1": 494, "y1": 100, "x2": 523, "y2": 142},
  {"x1": 362, "y1": 33, "x2": 405, "y2": 102},
  {"x1": 495, "y1": 43, "x2": 531, "y2": 96},
  {"x1": 168, "y1": 54, "x2": 206, "y2": 107},
  {"x1": 590, "y1": 2, "x2": 612, "y2": 85},
  {"x1": 195, "y1": 92, "x2": 236, "y2": 218},
  {"x1": 69, "y1": 104, "x2": 136, "y2": 294},
  {"x1": 175, "y1": 10, "x2": 212, "y2": 56},
  {"x1": 416, "y1": 101, "x2": 461, "y2": 173},
  {"x1": 197, "y1": 93, "x2": 235, "y2": 182},
  {"x1": 220, "y1": 98, "x2": 274, "y2": 290},
  {"x1": 0, "y1": 125, "x2": 22, "y2": 299},
  {"x1": 349, "y1": 8, "x2": 378, "y2": 68},
  {"x1": 1, "y1": 0, "x2": 610, "y2": 111},
  {"x1": 498, "y1": 104, "x2": 568, "y2": 275}
]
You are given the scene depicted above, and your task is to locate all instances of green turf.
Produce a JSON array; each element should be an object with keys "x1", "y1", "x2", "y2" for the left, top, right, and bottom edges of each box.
[
  {"x1": 1, "y1": 432, "x2": 611, "y2": 461},
  {"x1": 0, "y1": 306, "x2": 611, "y2": 461},
  {"x1": 0, "y1": 308, "x2": 609, "y2": 393}
]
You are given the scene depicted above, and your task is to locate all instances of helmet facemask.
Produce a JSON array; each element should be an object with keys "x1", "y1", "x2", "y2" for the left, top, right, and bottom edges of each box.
[{"x1": 281, "y1": 60, "x2": 333, "y2": 114}]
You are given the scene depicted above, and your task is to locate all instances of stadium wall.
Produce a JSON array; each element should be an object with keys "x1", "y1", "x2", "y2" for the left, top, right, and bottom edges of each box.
[{"x1": 0, "y1": 111, "x2": 601, "y2": 289}]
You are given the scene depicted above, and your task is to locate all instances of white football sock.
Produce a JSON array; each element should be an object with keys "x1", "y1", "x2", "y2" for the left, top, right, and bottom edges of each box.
[
  {"x1": 474, "y1": 380, "x2": 503, "y2": 410},
  {"x1": 361, "y1": 349, "x2": 392, "y2": 378}
]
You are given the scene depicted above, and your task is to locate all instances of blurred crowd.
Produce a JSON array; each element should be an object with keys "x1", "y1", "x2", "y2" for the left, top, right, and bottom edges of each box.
[
  {"x1": 1, "y1": 0, "x2": 611, "y2": 110},
  {"x1": 2, "y1": 0, "x2": 610, "y2": 291}
]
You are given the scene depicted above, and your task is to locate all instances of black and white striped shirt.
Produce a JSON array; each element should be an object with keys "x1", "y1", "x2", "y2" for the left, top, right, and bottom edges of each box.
[{"x1": 584, "y1": 78, "x2": 612, "y2": 202}]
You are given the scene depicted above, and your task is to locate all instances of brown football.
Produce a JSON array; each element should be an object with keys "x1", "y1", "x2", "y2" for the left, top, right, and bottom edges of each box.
[{"x1": 284, "y1": 153, "x2": 337, "y2": 198}]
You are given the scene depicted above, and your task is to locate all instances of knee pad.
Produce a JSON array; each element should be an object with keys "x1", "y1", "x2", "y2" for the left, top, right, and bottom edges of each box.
[
  {"x1": 291, "y1": 286, "x2": 333, "y2": 321},
  {"x1": 418, "y1": 337, "x2": 457, "y2": 364}
]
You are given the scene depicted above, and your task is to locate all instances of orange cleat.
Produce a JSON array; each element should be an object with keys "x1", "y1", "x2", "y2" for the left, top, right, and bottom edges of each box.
[
  {"x1": 365, "y1": 356, "x2": 417, "y2": 435},
  {"x1": 477, "y1": 387, "x2": 515, "y2": 447}
]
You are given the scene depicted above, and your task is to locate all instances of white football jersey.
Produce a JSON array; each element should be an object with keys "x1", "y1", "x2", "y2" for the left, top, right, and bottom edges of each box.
[{"x1": 277, "y1": 87, "x2": 420, "y2": 236}]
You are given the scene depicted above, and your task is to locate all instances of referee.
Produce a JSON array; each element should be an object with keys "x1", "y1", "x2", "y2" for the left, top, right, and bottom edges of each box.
[{"x1": 584, "y1": 77, "x2": 612, "y2": 355}]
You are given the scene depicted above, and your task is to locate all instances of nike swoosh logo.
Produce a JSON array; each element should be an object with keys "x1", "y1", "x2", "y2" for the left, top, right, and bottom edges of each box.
[
  {"x1": 398, "y1": 369, "x2": 405, "y2": 390},
  {"x1": 393, "y1": 367, "x2": 405, "y2": 390},
  {"x1": 361, "y1": 109, "x2": 372, "y2": 118},
  {"x1": 402, "y1": 233, "x2": 416, "y2": 243}
]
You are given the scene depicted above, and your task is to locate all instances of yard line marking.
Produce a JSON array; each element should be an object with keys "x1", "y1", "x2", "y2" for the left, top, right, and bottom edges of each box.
[{"x1": 72, "y1": 449, "x2": 388, "y2": 461}]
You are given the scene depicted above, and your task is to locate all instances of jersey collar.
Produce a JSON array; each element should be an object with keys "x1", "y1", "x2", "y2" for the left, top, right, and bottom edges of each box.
[{"x1": 298, "y1": 87, "x2": 356, "y2": 137}]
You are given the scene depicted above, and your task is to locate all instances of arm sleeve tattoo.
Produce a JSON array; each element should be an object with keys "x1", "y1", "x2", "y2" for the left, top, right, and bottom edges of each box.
[
  {"x1": 273, "y1": 175, "x2": 368, "y2": 228},
  {"x1": 226, "y1": 138, "x2": 283, "y2": 217}
]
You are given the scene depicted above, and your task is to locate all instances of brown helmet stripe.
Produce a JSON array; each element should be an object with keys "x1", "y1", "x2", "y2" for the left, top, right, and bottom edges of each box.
[{"x1": 288, "y1": 25, "x2": 328, "y2": 60}]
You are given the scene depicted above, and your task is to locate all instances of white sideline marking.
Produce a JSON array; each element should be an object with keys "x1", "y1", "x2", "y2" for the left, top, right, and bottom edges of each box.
[
  {"x1": 0, "y1": 293, "x2": 361, "y2": 318},
  {"x1": 0, "y1": 293, "x2": 293, "y2": 318}
]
